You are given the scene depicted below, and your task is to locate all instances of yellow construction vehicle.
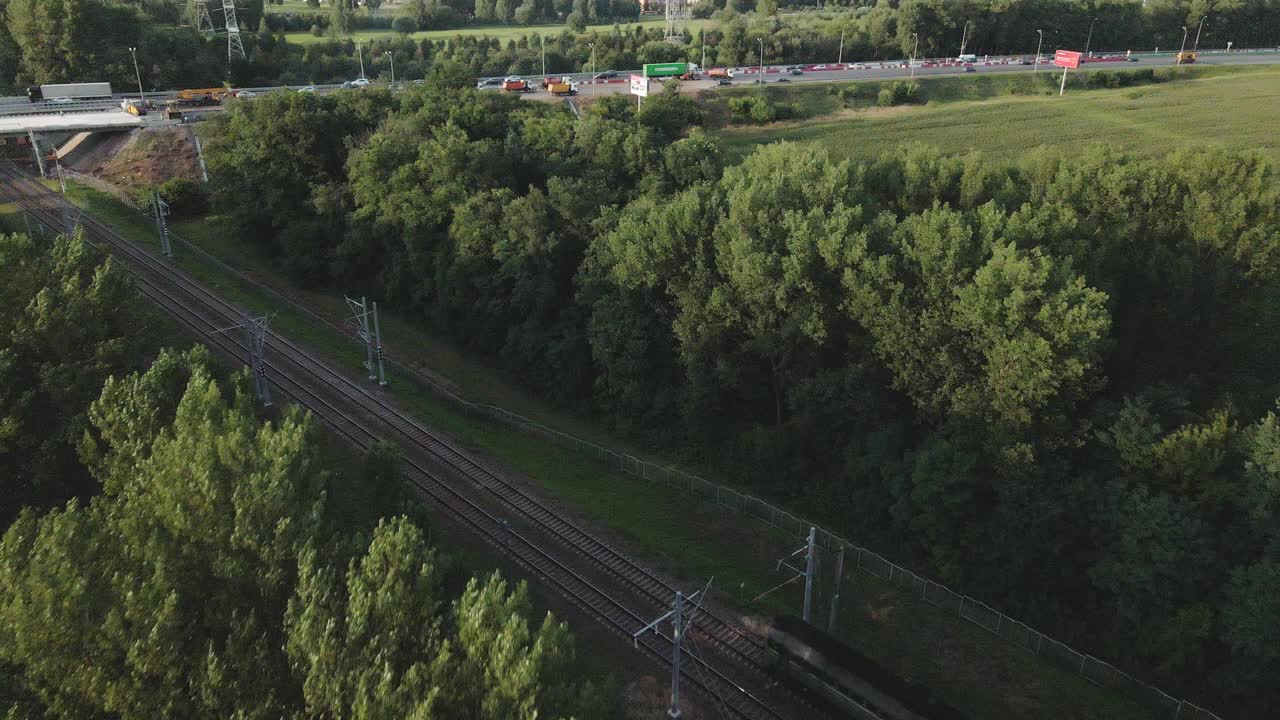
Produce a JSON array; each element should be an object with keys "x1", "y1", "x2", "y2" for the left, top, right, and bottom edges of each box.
[{"x1": 1176, "y1": 51, "x2": 1198, "y2": 64}]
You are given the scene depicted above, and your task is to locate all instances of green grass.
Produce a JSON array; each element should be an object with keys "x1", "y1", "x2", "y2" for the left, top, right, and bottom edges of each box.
[
  {"x1": 0, "y1": 200, "x2": 27, "y2": 234},
  {"x1": 53, "y1": 183, "x2": 1173, "y2": 720},
  {"x1": 281, "y1": 17, "x2": 712, "y2": 46},
  {"x1": 716, "y1": 64, "x2": 1280, "y2": 165}
]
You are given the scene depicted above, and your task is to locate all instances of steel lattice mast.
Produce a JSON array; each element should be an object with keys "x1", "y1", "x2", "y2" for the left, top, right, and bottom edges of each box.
[
  {"x1": 664, "y1": 0, "x2": 687, "y2": 43},
  {"x1": 223, "y1": 0, "x2": 245, "y2": 62},
  {"x1": 194, "y1": 0, "x2": 215, "y2": 34}
]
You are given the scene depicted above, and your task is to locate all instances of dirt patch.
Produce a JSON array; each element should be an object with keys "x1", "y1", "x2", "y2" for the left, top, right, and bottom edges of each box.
[{"x1": 89, "y1": 127, "x2": 201, "y2": 193}]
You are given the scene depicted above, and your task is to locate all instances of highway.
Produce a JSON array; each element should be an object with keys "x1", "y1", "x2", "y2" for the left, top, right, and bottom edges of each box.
[
  {"x1": 1, "y1": 48, "x2": 1276, "y2": 123},
  {"x1": 556, "y1": 48, "x2": 1280, "y2": 98}
]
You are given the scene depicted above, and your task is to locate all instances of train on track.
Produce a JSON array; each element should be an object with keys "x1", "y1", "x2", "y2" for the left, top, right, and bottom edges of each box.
[{"x1": 765, "y1": 616, "x2": 969, "y2": 720}]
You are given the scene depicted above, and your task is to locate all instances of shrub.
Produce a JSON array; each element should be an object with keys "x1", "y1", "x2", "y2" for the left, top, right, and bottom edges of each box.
[
  {"x1": 310, "y1": 23, "x2": 324, "y2": 37},
  {"x1": 876, "y1": 80, "x2": 923, "y2": 107},
  {"x1": 727, "y1": 93, "x2": 794, "y2": 124},
  {"x1": 391, "y1": 15, "x2": 416, "y2": 34},
  {"x1": 134, "y1": 178, "x2": 208, "y2": 219}
]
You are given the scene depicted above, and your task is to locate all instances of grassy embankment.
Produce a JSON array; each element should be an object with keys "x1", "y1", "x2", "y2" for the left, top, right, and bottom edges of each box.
[
  {"x1": 44, "y1": 81, "x2": 1227, "y2": 715},
  {"x1": 711, "y1": 63, "x2": 1280, "y2": 165},
  {"x1": 279, "y1": 17, "x2": 712, "y2": 46}
]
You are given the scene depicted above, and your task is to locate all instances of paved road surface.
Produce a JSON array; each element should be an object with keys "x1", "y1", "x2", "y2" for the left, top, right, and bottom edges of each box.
[{"x1": 555, "y1": 50, "x2": 1280, "y2": 100}]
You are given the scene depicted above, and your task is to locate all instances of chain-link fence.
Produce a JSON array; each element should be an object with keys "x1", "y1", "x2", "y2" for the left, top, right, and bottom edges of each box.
[{"x1": 55, "y1": 173, "x2": 1224, "y2": 720}]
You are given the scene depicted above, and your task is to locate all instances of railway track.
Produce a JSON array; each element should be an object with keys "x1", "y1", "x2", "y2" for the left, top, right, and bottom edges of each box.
[{"x1": 0, "y1": 164, "x2": 824, "y2": 720}]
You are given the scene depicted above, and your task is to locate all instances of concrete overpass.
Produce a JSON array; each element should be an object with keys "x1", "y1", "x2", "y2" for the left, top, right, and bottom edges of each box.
[{"x1": 0, "y1": 110, "x2": 170, "y2": 137}]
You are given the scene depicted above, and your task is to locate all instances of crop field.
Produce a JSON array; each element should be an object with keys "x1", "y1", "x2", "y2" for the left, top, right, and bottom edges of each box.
[
  {"x1": 280, "y1": 17, "x2": 712, "y2": 46},
  {"x1": 717, "y1": 65, "x2": 1280, "y2": 165}
]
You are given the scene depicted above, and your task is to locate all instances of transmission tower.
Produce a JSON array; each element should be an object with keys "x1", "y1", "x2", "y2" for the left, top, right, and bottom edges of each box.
[
  {"x1": 222, "y1": 0, "x2": 245, "y2": 62},
  {"x1": 194, "y1": 0, "x2": 216, "y2": 34},
  {"x1": 664, "y1": 0, "x2": 688, "y2": 44}
]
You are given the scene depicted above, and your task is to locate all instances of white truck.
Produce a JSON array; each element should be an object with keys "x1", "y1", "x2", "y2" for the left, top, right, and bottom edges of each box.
[{"x1": 29, "y1": 82, "x2": 113, "y2": 102}]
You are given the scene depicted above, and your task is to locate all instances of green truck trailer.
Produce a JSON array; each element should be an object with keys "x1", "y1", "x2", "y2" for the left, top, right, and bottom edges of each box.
[{"x1": 643, "y1": 62, "x2": 694, "y2": 78}]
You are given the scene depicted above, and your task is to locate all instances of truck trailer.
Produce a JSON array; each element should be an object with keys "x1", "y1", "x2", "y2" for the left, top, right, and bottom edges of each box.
[
  {"x1": 28, "y1": 82, "x2": 113, "y2": 102},
  {"x1": 643, "y1": 62, "x2": 695, "y2": 78}
]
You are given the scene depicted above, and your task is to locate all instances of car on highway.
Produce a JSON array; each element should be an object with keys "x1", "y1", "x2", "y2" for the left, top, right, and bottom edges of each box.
[
  {"x1": 789, "y1": 68, "x2": 804, "y2": 75},
  {"x1": 297, "y1": 85, "x2": 317, "y2": 93},
  {"x1": 476, "y1": 77, "x2": 503, "y2": 88},
  {"x1": 503, "y1": 75, "x2": 522, "y2": 83},
  {"x1": 235, "y1": 90, "x2": 258, "y2": 99},
  {"x1": 593, "y1": 71, "x2": 619, "y2": 80},
  {"x1": 717, "y1": 78, "x2": 734, "y2": 86},
  {"x1": 964, "y1": 65, "x2": 976, "y2": 72},
  {"x1": 341, "y1": 78, "x2": 370, "y2": 89}
]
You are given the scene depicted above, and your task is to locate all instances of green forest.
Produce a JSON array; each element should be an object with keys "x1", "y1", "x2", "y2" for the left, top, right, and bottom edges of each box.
[
  {"x1": 189, "y1": 69, "x2": 1280, "y2": 715},
  {"x1": 0, "y1": 232, "x2": 607, "y2": 718}
]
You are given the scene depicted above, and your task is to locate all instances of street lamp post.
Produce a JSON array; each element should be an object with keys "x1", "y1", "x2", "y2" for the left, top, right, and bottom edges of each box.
[
  {"x1": 1178, "y1": 25, "x2": 1189, "y2": 62},
  {"x1": 910, "y1": 33, "x2": 918, "y2": 79},
  {"x1": 384, "y1": 51, "x2": 395, "y2": 85},
  {"x1": 1085, "y1": 16, "x2": 1099, "y2": 57},
  {"x1": 1034, "y1": 29, "x2": 1043, "y2": 72},
  {"x1": 357, "y1": 43, "x2": 365, "y2": 79},
  {"x1": 758, "y1": 38, "x2": 764, "y2": 84},
  {"x1": 1193, "y1": 15, "x2": 1207, "y2": 52},
  {"x1": 838, "y1": 29, "x2": 845, "y2": 66},
  {"x1": 128, "y1": 47, "x2": 146, "y2": 105},
  {"x1": 701, "y1": 32, "x2": 706, "y2": 70},
  {"x1": 589, "y1": 42, "x2": 595, "y2": 97},
  {"x1": 960, "y1": 20, "x2": 972, "y2": 56},
  {"x1": 541, "y1": 35, "x2": 546, "y2": 79}
]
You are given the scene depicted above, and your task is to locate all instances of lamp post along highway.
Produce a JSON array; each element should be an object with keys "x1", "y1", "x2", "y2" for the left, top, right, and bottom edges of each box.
[
  {"x1": 541, "y1": 35, "x2": 546, "y2": 79},
  {"x1": 128, "y1": 47, "x2": 146, "y2": 105},
  {"x1": 589, "y1": 42, "x2": 596, "y2": 97},
  {"x1": 960, "y1": 20, "x2": 972, "y2": 56},
  {"x1": 1085, "y1": 16, "x2": 1099, "y2": 56},
  {"x1": 838, "y1": 28, "x2": 845, "y2": 65},
  {"x1": 384, "y1": 51, "x2": 395, "y2": 85},
  {"x1": 910, "y1": 33, "x2": 918, "y2": 79},
  {"x1": 1178, "y1": 25, "x2": 1189, "y2": 62},
  {"x1": 758, "y1": 38, "x2": 764, "y2": 83},
  {"x1": 357, "y1": 43, "x2": 365, "y2": 79},
  {"x1": 1034, "y1": 29, "x2": 1043, "y2": 72},
  {"x1": 1193, "y1": 15, "x2": 1207, "y2": 52}
]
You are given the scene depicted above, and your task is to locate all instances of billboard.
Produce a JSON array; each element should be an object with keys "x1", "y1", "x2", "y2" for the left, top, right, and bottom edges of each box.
[
  {"x1": 1054, "y1": 50, "x2": 1082, "y2": 69},
  {"x1": 630, "y1": 74, "x2": 649, "y2": 98}
]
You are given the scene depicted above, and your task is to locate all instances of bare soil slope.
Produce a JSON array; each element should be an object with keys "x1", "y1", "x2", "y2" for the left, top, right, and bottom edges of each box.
[{"x1": 89, "y1": 127, "x2": 201, "y2": 191}]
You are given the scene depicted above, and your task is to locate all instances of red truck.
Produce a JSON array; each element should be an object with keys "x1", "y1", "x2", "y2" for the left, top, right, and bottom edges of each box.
[
  {"x1": 706, "y1": 68, "x2": 735, "y2": 79},
  {"x1": 502, "y1": 78, "x2": 532, "y2": 92}
]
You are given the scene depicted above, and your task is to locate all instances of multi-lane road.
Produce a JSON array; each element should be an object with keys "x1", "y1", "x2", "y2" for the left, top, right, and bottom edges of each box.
[
  {"x1": 559, "y1": 48, "x2": 1280, "y2": 98},
  {"x1": 2, "y1": 48, "x2": 1276, "y2": 123}
]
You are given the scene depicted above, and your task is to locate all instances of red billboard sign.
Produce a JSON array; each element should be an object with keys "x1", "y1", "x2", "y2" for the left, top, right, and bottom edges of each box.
[{"x1": 1054, "y1": 50, "x2": 1082, "y2": 69}]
